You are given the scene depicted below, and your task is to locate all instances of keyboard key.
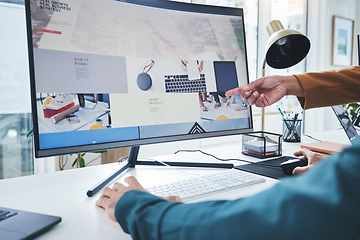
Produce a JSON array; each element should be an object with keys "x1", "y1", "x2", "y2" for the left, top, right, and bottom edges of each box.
[{"x1": 0, "y1": 211, "x2": 17, "y2": 222}]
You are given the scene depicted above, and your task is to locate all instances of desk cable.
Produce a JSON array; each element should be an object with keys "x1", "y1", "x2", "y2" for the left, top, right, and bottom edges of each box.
[{"x1": 174, "y1": 149, "x2": 281, "y2": 169}]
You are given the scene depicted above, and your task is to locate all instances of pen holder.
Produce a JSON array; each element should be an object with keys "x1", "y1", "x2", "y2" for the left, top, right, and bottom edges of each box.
[
  {"x1": 242, "y1": 131, "x2": 282, "y2": 158},
  {"x1": 282, "y1": 119, "x2": 302, "y2": 142}
]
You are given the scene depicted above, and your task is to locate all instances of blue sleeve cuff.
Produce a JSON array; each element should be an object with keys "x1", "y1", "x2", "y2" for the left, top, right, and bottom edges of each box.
[{"x1": 114, "y1": 190, "x2": 180, "y2": 237}]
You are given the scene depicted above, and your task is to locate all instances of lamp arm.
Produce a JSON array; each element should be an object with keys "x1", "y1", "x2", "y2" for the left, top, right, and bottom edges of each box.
[
  {"x1": 262, "y1": 58, "x2": 267, "y2": 78},
  {"x1": 260, "y1": 59, "x2": 267, "y2": 131}
]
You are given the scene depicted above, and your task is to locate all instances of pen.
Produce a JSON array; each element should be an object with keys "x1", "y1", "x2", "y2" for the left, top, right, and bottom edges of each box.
[
  {"x1": 293, "y1": 112, "x2": 298, "y2": 122},
  {"x1": 289, "y1": 112, "x2": 300, "y2": 140},
  {"x1": 283, "y1": 110, "x2": 288, "y2": 120},
  {"x1": 278, "y1": 108, "x2": 291, "y2": 129},
  {"x1": 278, "y1": 108, "x2": 286, "y2": 119}
]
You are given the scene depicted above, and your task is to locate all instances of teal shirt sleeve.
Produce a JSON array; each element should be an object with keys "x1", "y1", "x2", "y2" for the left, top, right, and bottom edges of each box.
[{"x1": 115, "y1": 138, "x2": 360, "y2": 240}]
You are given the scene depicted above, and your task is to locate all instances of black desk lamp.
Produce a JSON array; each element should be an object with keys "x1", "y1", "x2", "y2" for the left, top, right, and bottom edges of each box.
[{"x1": 261, "y1": 20, "x2": 311, "y2": 130}]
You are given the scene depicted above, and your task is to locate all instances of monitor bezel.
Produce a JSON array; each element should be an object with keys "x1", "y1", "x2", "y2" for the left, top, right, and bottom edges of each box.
[{"x1": 25, "y1": 0, "x2": 253, "y2": 158}]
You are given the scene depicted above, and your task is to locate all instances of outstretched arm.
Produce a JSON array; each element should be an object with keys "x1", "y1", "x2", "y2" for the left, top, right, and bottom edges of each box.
[
  {"x1": 225, "y1": 75, "x2": 304, "y2": 107},
  {"x1": 226, "y1": 66, "x2": 360, "y2": 109}
]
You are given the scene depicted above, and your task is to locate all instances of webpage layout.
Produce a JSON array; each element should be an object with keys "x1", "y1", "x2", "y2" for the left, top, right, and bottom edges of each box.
[{"x1": 29, "y1": 0, "x2": 251, "y2": 149}]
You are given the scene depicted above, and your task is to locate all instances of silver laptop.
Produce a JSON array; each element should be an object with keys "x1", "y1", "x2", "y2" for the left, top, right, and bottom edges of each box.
[
  {"x1": 0, "y1": 206, "x2": 61, "y2": 240},
  {"x1": 332, "y1": 105, "x2": 359, "y2": 142}
]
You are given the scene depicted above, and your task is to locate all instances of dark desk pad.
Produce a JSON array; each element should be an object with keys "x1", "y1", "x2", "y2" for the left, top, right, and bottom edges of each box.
[{"x1": 235, "y1": 156, "x2": 297, "y2": 179}]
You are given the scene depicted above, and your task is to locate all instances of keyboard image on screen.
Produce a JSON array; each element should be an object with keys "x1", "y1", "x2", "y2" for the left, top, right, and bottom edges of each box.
[
  {"x1": 145, "y1": 169, "x2": 265, "y2": 202},
  {"x1": 164, "y1": 74, "x2": 207, "y2": 93}
]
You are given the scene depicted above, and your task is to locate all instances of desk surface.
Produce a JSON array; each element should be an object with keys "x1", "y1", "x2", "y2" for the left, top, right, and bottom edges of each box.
[{"x1": 0, "y1": 130, "x2": 350, "y2": 239}]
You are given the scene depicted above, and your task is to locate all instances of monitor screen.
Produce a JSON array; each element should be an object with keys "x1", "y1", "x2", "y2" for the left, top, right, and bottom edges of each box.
[{"x1": 25, "y1": 0, "x2": 253, "y2": 158}]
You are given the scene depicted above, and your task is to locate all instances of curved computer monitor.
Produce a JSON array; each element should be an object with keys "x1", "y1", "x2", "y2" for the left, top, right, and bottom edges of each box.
[{"x1": 25, "y1": 0, "x2": 253, "y2": 158}]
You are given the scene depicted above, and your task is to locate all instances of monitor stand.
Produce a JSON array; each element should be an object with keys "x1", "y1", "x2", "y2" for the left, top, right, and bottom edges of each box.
[{"x1": 86, "y1": 146, "x2": 234, "y2": 197}]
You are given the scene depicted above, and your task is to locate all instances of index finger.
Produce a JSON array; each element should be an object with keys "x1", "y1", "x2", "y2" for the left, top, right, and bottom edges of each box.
[
  {"x1": 124, "y1": 176, "x2": 144, "y2": 189},
  {"x1": 225, "y1": 87, "x2": 242, "y2": 97},
  {"x1": 225, "y1": 84, "x2": 253, "y2": 97}
]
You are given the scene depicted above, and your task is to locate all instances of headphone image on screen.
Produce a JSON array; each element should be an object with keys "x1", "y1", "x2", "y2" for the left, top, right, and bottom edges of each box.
[{"x1": 137, "y1": 59, "x2": 155, "y2": 91}]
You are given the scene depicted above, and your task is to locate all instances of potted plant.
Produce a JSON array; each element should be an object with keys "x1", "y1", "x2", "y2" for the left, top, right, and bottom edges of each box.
[{"x1": 343, "y1": 103, "x2": 360, "y2": 125}]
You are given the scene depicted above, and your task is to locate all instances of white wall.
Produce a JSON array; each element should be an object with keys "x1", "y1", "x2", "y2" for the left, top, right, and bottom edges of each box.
[
  {"x1": 307, "y1": 0, "x2": 359, "y2": 73},
  {"x1": 304, "y1": 0, "x2": 359, "y2": 134}
]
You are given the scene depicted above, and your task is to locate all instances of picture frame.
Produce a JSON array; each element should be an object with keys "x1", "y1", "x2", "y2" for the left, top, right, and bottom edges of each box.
[{"x1": 332, "y1": 15, "x2": 354, "y2": 66}]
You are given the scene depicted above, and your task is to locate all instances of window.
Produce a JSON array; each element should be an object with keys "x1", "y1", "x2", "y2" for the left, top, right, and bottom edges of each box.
[{"x1": 0, "y1": 1, "x2": 33, "y2": 179}]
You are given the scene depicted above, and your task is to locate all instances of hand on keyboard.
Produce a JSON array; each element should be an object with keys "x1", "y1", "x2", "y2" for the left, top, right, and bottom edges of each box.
[{"x1": 96, "y1": 176, "x2": 182, "y2": 222}]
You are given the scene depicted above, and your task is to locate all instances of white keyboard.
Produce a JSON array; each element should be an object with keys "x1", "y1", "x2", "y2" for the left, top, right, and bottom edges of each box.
[{"x1": 145, "y1": 169, "x2": 265, "y2": 202}]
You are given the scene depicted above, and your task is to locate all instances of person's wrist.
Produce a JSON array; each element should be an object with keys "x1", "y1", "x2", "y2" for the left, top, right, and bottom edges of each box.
[{"x1": 281, "y1": 75, "x2": 305, "y2": 97}]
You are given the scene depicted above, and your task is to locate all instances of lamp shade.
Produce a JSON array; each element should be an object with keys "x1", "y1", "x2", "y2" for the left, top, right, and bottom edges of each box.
[{"x1": 265, "y1": 20, "x2": 310, "y2": 69}]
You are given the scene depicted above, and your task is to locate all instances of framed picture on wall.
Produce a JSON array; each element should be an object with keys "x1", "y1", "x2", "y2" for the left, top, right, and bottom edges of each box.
[{"x1": 332, "y1": 15, "x2": 354, "y2": 66}]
